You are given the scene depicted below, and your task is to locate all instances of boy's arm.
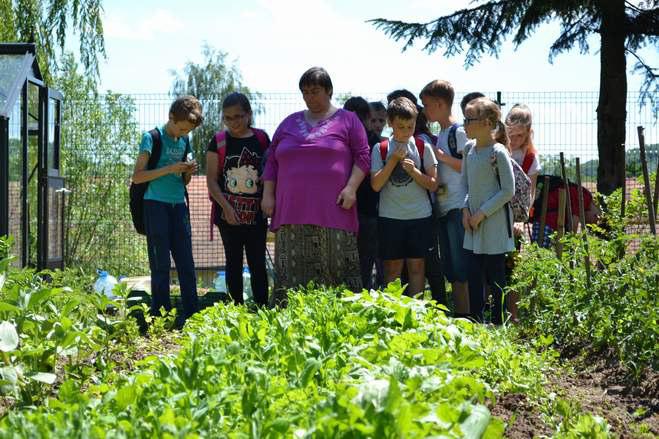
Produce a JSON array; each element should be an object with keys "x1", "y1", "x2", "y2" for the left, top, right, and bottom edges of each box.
[
  {"x1": 132, "y1": 152, "x2": 187, "y2": 184},
  {"x1": 405, "y1": 164, "x2": 437, "y2": 191},
  {"x1": 371, "y1": 160, "x2": 399, "y2": 192},
  {"x1": 403, "y1": 144, "x2": 438, "y2": 191},
  {"x1": 435, "y1": 150, "x2": 462, "y2": 173}
]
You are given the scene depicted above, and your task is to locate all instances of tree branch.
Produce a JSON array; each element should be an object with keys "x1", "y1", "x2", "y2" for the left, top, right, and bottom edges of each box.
[{"x1": 627, "y1": 48, "x2": 659, "y2": 117}]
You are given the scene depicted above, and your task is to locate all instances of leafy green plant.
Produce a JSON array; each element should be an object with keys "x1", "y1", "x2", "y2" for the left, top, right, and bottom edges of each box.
[
  {"x1": 0, "y1": 281, "x2": 608, "y2": 437},
  {"x1": 511, "y1": 234, "x2": 658, "y2": 377}
]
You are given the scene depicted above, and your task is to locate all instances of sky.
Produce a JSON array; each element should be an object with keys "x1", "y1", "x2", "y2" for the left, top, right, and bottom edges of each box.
[
  {"x1": 97, "y1": 0, "x2": 655, "y2": 95},
  {"x1": 88, "y1": 0, "x2": 657, "y2": 159}
]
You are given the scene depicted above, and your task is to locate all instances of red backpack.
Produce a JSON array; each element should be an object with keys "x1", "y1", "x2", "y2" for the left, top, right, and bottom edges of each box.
[
  {"x1": 521, "y1": 150, "x2": 535, "y2": 175},
  {"x1": 209, "y1": 128, "x2": 269, "y2": 240},
  {"x1": 379, "y1": 136, "x2": 427, "y2": 166}
]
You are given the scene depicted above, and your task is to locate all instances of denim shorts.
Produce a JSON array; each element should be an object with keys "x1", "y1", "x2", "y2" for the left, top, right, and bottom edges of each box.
[{"x1": 437, "y1": 208, "x2": 469, "y2": 283}]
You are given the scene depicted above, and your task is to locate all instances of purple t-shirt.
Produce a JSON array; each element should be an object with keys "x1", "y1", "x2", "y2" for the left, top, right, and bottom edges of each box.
[{"x1": 262, "y1": 109, "x2": 370, "y2": 233}]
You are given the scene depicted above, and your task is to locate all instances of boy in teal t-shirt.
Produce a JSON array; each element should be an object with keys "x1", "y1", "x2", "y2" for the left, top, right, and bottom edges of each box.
[{"x1": 132, "y1": 96, "x2": 203, "y2": 321}]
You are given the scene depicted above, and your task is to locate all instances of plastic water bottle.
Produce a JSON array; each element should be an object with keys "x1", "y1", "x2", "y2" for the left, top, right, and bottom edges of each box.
[
  {"x1": 242, "y1": 267, "x2": 253, "y2": 302},
  {"x1": 94, "y1": 270, "x2": 118, "y2": 299},
  {"x1": 213, "y1": 271, "x2": 226, "y2": 292}
]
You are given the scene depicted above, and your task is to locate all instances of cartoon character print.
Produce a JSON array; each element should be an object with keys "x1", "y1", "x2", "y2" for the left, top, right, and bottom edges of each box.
[
  {"x1": 224, "y1": 148, "x2": 261, "y2": 195},
  {"x1": 223, "y1": 147, "x2": 262, "y2": 225}
]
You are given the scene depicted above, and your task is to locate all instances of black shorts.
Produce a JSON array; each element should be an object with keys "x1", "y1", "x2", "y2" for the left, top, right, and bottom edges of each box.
[{"x1": 378, "y1": 217, "x2": 433, "y2": 260}]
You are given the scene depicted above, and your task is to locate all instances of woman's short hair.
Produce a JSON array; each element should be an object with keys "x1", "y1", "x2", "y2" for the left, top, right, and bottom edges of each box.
[{"x1": 299, "y1": 67, "x2": 333, "y2": 97}]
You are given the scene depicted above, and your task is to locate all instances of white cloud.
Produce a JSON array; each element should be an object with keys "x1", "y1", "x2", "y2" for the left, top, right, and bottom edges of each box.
[{"x1": 104, "y1": 8, "x2": 184, "y2": 41}]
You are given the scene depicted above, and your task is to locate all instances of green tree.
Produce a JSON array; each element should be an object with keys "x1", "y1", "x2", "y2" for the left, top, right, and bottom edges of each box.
[
  {"x1": 55, "y1": 54, "x2": 147, "y2": 275},
  {"x1": 171, "y1": 43, "x2": 260, "y2": 173},
  {"x1": 0, "y1": 0, "x2": 105, "y2": 81},
  {"x1": 370, "y1": 0, "x2": 658, "y2": 195}
]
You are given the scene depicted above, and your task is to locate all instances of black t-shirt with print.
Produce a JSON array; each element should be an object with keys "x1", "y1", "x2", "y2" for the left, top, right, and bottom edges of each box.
[{"x1": 207, "y1": 131, "x2": 270, "y2": 226}]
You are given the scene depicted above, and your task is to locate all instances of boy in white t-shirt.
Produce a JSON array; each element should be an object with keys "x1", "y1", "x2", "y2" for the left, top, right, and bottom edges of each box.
[
  {"x1": 371, "y1": 97, "x2": 438, "y2": 297},
  {"x1": 420, "y1": 80, "x2": 471, "y2": 317}
]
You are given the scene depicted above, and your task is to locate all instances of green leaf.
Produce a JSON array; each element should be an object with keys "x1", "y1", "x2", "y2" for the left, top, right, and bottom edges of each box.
[
  {"x1": 459, "y1": 405, "x2": 491, "y2": 438},
  {"x1": 0, "y1": 302, "x2": 20, "y2": 313},
  {"x1": 0, "y1": 321, "x2": 19, "y2": 352},
  {"x1": 115, "y1": 384, "x2": 137, "y2": 410},
  {"x1": 30, "y1": 372, "x2": 57, "y2": 384},
  {"x1": 300, "y1": 358, "x2": 321, "y2": 387}
]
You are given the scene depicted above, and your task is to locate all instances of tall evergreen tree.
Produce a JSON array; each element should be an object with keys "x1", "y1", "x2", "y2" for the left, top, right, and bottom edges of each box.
[{"x1": 370, "y1": 0, "x2": 658, "y2": 194}]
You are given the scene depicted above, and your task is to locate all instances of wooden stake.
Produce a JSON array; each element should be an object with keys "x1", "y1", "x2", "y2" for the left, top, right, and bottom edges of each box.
[
  {"x1": 575, "y1": 158, "x2": 591, "y2": 288},
  {"x1": 560, "y1": 152, "x2": 574, "y2": 232},
  {"x1": 537, "y1": 175, "x2": 550, "y2": 246},
  {"x1": 620, "y1": 144, "x2": 626, "y2": 221},
  {"x1": 654, "y1": 153, "x2": 659, "y2": 220},
  {"x1": 637, "y1": 126, "x2": 657, "y2": 235},
  {"x1": 556, "y1": 188, "x2": 566, "y2": 258}
]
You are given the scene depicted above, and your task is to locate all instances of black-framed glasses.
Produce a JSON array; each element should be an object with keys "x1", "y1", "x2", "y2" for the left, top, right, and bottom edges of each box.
[
  {"x1": 463, "y1": 117, "x2": 483, "y2": 125},
  {"x1": 223, "y1": 113, "x2": 247, "y2": 123}
]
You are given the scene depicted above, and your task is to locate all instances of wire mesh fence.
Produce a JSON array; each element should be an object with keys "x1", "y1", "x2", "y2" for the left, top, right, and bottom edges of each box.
[{"x1": 60, "y1": 91, "x2": 658, "y2": 282}]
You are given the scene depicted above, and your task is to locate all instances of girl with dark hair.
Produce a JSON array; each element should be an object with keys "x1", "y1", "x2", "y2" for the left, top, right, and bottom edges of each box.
[{"x1": 206, "y1": 92, "x2": 270, "y2": 306}]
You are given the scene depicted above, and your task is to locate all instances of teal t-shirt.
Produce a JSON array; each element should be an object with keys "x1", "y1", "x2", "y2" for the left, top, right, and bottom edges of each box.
[{"x1": 139, "y1": 126, "x2": 188, "y2": 204}]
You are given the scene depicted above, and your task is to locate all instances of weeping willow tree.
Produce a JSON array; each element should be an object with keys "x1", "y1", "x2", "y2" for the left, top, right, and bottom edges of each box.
[
  {"x1": 171, "y1": 44, "x2": 260, "y2": 173},
  {"x1": 370, "y1": 0, "x2": 658, "y2": 195},
  {"x1": 0, "y1": 0, "x2": 105, "y2": 81}
]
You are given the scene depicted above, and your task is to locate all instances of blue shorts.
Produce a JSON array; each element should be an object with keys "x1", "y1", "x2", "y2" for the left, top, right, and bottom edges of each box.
[{"x1": 438, "y1": 208, "x2": 469, "y2": 283}]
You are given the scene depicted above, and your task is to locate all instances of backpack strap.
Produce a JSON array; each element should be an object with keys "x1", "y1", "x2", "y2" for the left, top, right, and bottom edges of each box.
[
  {"x1": 209, "y1": 131, "x2": 228, "y2": 241},
  {"x1": 379, "y1": 139, "x2": 389, "y2": 162},
  {"x1": 521, "y1": 150, "x2": 535, "y2": 175},
  {"x1": 414, "y1": 136, "x2": 425, "y2": 166},
  {"x1": 251, "y1": 128, "x2": 269, "y2": 151},
  {"x1": 380, "y1": 137, "x2": 426, "y2": 169},
  {"x1": 182, "y1": 135, "x2": 191, "y2": 159},
  {"x1": 491, "y1": 151, "x2": 513, "y2": 238},
  {"x1": 447, "y1": 123, "x2": 462, "y2": 159},
  {"x1": 147, "y1": 128, "x2": 163, "y2": 169}
]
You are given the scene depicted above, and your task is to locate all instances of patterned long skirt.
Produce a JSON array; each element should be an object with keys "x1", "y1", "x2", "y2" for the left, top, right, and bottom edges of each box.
[{"x1": 270, "y1": 224, "x2": 362, "y2": 306}]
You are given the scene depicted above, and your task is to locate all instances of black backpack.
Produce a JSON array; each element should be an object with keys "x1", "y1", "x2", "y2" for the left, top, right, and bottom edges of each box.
[
  {"x1": 129, "y1": 128, "x2": 191, "y2": 235},
  {"x1": 446, "y1": 123, "x2": 462, "y2": 159}
]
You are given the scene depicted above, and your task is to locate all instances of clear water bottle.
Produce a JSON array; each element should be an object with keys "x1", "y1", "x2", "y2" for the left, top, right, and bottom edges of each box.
[
  {"x1": 94, "y1": 270, "x2": 118, "y2": 299},
  {"x1": 242, "y1": 267, "x2": 253, "y2": 302},
  {"x1": 213, "y1": 271, "x2": 226, "y2": 292}
]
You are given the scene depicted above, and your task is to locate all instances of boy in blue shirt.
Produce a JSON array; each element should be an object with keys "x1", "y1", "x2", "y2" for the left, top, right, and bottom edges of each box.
[{"x1": 132, "y1": 96, "x2": 203, "y2": 321}]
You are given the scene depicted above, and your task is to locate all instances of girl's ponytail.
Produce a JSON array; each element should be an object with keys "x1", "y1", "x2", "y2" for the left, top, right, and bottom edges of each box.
[{"x1": 495, "y1": 120, "x2": 510, "y2": 153}]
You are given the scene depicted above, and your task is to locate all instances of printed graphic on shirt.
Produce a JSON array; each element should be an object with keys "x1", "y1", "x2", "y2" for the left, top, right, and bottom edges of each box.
[
  {"x1": 223, "y1": 147, "x2": 262, "y2": 225},
  {"x1": 390, "y1": 162, "x2": 413, "y2": 187}
]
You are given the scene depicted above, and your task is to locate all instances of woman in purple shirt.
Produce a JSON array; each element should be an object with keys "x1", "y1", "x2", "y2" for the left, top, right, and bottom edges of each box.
[{"x1": 261, "y1": 67, "x2": 370, "y2": 305}]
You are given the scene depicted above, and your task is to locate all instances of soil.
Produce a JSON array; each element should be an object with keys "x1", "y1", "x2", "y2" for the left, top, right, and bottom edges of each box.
[
  {"x1": 493, "y1": 359, "x2": 659, "y2": 438},
  {"x1": 491, "y1": 393, "x2": 552, "y2": 438}
]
